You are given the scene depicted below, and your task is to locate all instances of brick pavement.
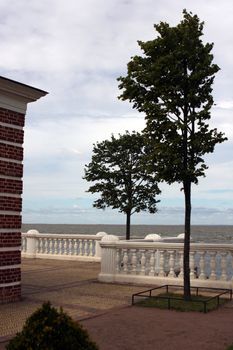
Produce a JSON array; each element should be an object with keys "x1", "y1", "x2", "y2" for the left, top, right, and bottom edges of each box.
[
  {"x1": 0, "y1": 258, "x2": 143, "y2": 348},
  {"x1": 1, "y1": 258, "x2": 233, "y2": 350}
]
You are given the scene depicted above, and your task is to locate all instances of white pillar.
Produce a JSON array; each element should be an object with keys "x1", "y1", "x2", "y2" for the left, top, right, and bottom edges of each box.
[
  {"x1": 98, "y1": 235, "x2": 119, "y2": 282},
  {"x1": 95, "y1": 232, "x2": 107, "y2": 258},
  {"x1": 25, "y1": 230, "x2": 39, "y2": 258}
]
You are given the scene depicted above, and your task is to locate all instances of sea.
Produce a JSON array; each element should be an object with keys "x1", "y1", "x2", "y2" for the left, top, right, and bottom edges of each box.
[{"x1": 21, "y1": 224, "x2": 233, "y2": 244}]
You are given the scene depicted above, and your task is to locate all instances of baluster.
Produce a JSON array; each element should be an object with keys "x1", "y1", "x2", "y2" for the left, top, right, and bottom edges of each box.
[
  {"x1": 58, "y1": 238, "x2": 62, "y2": 255},
  {"x1": 89, "y1": 240, "x2": 93, "y2": 256},
  {"x1": 44, "y1": 238, "x2": 48, "y2": 254},
  {"x1": 68, "y1": 239, "x2": 72, "y2": 255},
  {"x1": 74, "y1": 239, "x2": 78, "y2": 255},
  {"x1": 168, "y1": 250, "x2": 175, "y2": 278},
  {"x1": 209, "y1": 251, "x2": 217, "y2": 280},
  {"x1": 37, "y1": 238, "x2": 42, "y2": 253},
  {"x1": 60, "y1": 238, "x2": 64, "y2": 255},
  {"x1": 189, "y1": 251, "x2": 195, "y2": 279},
  {"x1": 83, "y1": 239, "x2": 88, "y2": 256},
  {"x1": 123, "y1": 249, "x2": 129, "y2": 274},
  {"x1": 79, "y1": 239, "x2": 84, "y2": 255},
  {"x1": 199, "y1": 251, "x2": 206, "y2": 279},
  {"x1": 131, "y1": 249, "x2": 137, "y2": 275},
  {"x1": 221, "y1": 252, "x2": 228, "y2": 281},
  {"x1": 116, "y1": 249, "x2": 120, "y2": 273},
  {"x1": 48, "y1": 238, "x2": 53, "y2": 254},
  {"x1": 179, "y1": 251, "x2": 184, "y2": 278},
  {"x1": 149, "y1": 249, "x2": 155, "y2": 276},
  {"x1": 63, "y1": 239, "x2": 68, "y2": 255},
  {"x1": 140, "y1": 249, "x2": 146, "y2": 275},
  {"x1": 54, "y1": 238, "x2": 58, "y2": 254},
  {"x1": 158, "y1": 250, "x2": 165, "y2": 277}
]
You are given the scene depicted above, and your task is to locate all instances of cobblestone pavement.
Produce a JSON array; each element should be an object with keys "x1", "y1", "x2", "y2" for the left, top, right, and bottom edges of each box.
[
  {"x1": 0, "y1": 259, "x2": 143, "y2": 343},
  {"x1": 1, "y1": 259, "x2": 233, "y2": 350}
]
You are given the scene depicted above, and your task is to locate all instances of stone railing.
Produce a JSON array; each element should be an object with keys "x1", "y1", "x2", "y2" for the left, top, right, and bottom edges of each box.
[
  {"x1": 21, "y1": 230, "x2": 107, "y2": 262},
  {"x1": 99, "y1": 236, "x2": 233, "y2": 289}
]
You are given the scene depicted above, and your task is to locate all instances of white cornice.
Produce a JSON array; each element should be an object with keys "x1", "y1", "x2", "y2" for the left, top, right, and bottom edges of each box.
[{"x1": 0, "y1": 76, "x2": 48, "y2": 113}]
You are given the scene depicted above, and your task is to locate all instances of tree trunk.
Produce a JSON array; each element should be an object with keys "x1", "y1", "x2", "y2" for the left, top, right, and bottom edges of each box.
[
  {"x1": 183, "y1": 180, "x2": 191, "y2": 300},
  {"x1": 126, "y1": 211, "x2": 131, "y2": 240}
]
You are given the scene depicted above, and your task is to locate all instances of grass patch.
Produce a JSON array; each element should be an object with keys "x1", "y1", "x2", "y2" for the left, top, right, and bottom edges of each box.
[{"x1": 135, "y1": 292, "x2": 227, "y2": 312}]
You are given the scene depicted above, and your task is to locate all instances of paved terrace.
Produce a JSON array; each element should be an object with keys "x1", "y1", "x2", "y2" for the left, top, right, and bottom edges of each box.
[{"x1": 1, "y1": 259, "x2": 233, "y2": 349}]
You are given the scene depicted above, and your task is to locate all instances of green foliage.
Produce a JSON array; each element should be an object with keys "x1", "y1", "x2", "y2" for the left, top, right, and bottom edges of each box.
[
  {"x1": 6, "y1": 302, "x2": 98, "y2": 350},
  {"x1": 118, "y1": 9, "x2": 227, "y2": 184},
  {"x1": 84, "y1": 131, "x2": 160, "y2": 238}
]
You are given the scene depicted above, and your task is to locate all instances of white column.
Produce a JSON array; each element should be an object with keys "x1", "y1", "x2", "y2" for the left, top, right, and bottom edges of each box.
[
  {"x1": 199, "y1": 251, "x2": 206, "y2": 280},
  {"x1": 209, "y1": 251, "x2": 217, "y2": 280},
  {"x1": 168, "y1": 250, "x2": 175, "y2": 278},
  {"x1": 25, "y1": 230, "x2": 39, "y2": 258},
  {"x1": 98, "y1": 235, "x2": 119, "y2": 282},
  {"x1": 158, "y1": 250, "x2": 165, "y2": 277}
]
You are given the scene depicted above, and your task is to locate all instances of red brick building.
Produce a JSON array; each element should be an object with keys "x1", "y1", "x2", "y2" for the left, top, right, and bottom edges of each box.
[{"x1": 0, "y1": 76, "x2": 47, "y2": 303}]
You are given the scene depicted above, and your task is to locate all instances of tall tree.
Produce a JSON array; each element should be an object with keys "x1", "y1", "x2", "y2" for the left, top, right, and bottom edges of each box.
[
  {"x1": 83, "y1": 131, "x2": 160, "y2": 240},
  {"x1": 118, "y1": 10, "x2": 227, "y2": 298}
]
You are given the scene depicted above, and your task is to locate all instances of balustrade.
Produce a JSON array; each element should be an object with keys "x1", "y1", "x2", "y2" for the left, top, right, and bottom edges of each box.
[
  {"x1": 22, "y1": 231, "x2": 233, "y2": 289},
  {"x1": 99, "y1": 240, "x2": 233, "y2": 289},
  {"x1": 22, "y1": 231, "x2": 103, "y2": 261}
]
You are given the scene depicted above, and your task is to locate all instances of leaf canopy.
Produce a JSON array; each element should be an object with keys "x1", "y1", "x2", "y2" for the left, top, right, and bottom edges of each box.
[
  {"x1": 84, "y1": 131, "x2": 160, "y2": 215},
  {"x1": 118, "y1": 10, "x2": 227, "y2": 184}
]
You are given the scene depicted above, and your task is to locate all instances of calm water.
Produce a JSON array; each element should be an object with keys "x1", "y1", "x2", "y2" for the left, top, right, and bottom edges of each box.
[{"x1": 22, "y1": 224, "x2": 233, "y2": 244}]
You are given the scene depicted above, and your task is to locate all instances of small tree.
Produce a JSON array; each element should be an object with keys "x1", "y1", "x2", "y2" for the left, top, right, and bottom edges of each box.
[
  {"x1": 6, "y1": 302, "x2": 98, "y2": 350},
  {"x1": 84, "y1": 131, "x2": 160, "y2": 239},
  {"x1": 118, "y1": 10, "x2": 227, "y2": 298}
]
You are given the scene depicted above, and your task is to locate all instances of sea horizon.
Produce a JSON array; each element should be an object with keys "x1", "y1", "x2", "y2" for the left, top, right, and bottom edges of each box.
[{"x1": 22, "y1": 223, "x2": 233, "y2": 244}]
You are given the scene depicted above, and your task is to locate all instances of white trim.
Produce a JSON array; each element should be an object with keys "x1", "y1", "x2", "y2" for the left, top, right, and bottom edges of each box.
[
  {"x1": 0, "y1": 281, "x2": 20, "y2": 288},
  {"x1": 0, "y1": 140, "x2": 22, "y2": 147},
  {"x1": 0, "y1": 229, "x2": 21, "y2": 233},
  {"x1": 0, "y1": 265, "x2": 21, "y2": 270},
  {"x1": 0, "y1": 76, "x2": 48, "y2": 102},
  {"x1": 0, "y1": 122, "x2": 23, "y2": 130},
  {"x1": 0, "y1": 247, "x2": 21, "y2": 252},
  {"x1": 0, "y1": 157, "x2": 22, "y2": 165},
  {"x1": 0, "y1": 193, "x2": 21, "y2": 198},
  {"x1": 0, "y1": 210, "x2": 21, "y2": 215},
  {"x1": 0, "y1": 175, "x2": 22, "y2": 181},
  {"x1": 0, "y1": 94, "x2": 27, "y2": 113}
]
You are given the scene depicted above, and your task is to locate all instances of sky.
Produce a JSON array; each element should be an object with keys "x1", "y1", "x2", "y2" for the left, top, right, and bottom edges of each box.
[{"x1": 0, "y1": 0, "x2": 233, "y2": 225}]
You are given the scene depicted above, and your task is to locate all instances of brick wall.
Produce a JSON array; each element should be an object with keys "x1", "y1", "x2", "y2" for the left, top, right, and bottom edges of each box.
[{"x1": 0, "y1": 108, "x2": 24, "y2": 303}]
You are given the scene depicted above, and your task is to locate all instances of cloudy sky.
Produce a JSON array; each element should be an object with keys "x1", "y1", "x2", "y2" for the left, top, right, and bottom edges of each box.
[{"x1": 0, "y1": 0, "x2": 233, "y2": 225}]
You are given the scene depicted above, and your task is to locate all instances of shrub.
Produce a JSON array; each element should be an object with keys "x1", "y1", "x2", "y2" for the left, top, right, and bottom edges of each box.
[{"x1": 6, "y1": 301, "x2": 98, "y2": 350}]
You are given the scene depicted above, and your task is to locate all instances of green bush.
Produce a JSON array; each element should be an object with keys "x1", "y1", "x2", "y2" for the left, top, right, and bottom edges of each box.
[{"x1": 7, "y1": 302, "x2": 98, "y2": 350}]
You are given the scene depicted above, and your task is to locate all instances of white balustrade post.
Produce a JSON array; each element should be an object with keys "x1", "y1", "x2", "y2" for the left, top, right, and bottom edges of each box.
[
  {"x1": 149, "y1": 249, "x2": 155, "y2": 276},
  {"x1": 25, "y1": 230, "x2": 39, "y2": 258},
  {"x1": 95, "y1": 232, "x2": 107, "y2": 258},
  {"x1": 221, "y1": 252, "x2": 228, "y2": 281},
  {"x1": 98, "y1": 235, "x2": 119, "y2": 282},
  {"x1": 189, "y1": 251, "x2": 195, "y2": 279},
  {"x1": 131, "y1": 249, "x2": 137, "y2": 275},
  {"x1": 158, "y1": 250, "x2": 165, "y2": 277},
  {"x1": 123, "y1": 249, "x2": 129, "y2": 274},
  {"x1": 168, "y1": 250, "x2": 176, "y2": 278},
  {"x1": 139, "y1": 249, "x2": 146, "y2": 275},
  {"x1": 116, "y1": 248, "x2": 121, "y2": 273},
  {"x1": 209, "y1": 251, "x2": 217, "y2": 280},
  {"x1": 179, "y1": 251, "x2": 184, "y2": 279},
  {"x1": 199, "y1": 251, "x2": 206, "y2": 280}
]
